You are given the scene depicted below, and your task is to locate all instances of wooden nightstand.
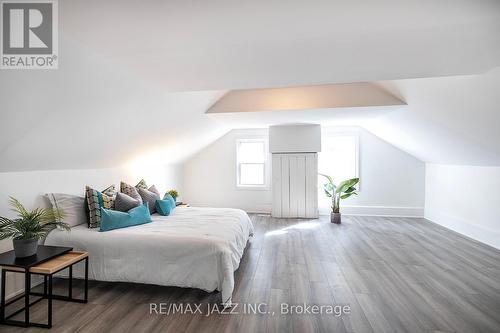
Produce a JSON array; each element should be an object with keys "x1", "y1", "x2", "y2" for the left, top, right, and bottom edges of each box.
[{"x1": 0, "y1": 245, "x2": 89, "y2": 329}]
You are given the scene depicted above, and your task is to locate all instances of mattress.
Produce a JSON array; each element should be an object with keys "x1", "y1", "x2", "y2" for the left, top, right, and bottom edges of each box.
[{"x1": 44, "y1": 207, "x2": 254, "y2": 305}]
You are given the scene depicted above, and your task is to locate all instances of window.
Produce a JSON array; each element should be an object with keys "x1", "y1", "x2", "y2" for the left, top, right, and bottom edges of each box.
[
  {"x1": 318, "y1": 135, "x2": 359, "y2": 212},
  {"x1": 236, "y1": 139, "x2": 268, "y2": 188}
]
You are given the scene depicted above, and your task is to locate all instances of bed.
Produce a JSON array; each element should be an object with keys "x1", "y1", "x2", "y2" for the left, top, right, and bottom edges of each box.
[{"x1": 44, "y1": 207, "x2": 254, "y2": 305}]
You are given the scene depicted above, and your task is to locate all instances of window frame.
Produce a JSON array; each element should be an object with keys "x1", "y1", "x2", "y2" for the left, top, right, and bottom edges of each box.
[
  {"x1": 319, "y1": 132, "x2": 360, "y2": 190},
  {"x1": 236, "y1": 138, "x2": 270, "y2": 190}
]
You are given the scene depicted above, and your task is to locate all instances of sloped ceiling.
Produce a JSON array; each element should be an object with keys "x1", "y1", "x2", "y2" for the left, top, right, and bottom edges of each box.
[
  {"x1": 366, "y1": 67, "x2": 500, "y2": 166},
  {"x1": 206, "y1": 68, "x2": 500, "y2": 166},
  {"x1": 0, "y1": 38, "x2": 228, "y2": 171},
  {"x1": 59, "y1": 0, "x2": 500, "y2": 90},
  {"x1": 1, "y1": 0, "x2": 499, "y2": 171}
]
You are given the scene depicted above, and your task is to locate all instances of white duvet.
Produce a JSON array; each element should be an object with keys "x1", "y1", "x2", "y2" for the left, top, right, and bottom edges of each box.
[{"x1": 44, "y1": 207, "x2": 254, "y2": 305}]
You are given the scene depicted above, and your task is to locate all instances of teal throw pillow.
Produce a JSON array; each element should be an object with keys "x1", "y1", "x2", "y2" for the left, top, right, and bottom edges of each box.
[
  {"x1": 156, "y1": 198, "x2": 174, "y2": 216},
  {"x1": 163, "y1": 193, "x2": 176, "y2": 211},
  {"x1": 100, "y1": 203, "x2": 152, "y2": 232}
]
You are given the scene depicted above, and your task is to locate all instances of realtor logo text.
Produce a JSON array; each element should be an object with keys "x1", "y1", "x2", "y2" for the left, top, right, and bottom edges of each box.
[{"x1": 1, "y1": 0, "x2": 58, "y2": 69}]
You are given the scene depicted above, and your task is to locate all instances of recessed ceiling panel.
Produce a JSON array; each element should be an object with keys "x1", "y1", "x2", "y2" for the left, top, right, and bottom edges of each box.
[{"x1": 207, "y1": 83, "x2": 406, "y2": 114}]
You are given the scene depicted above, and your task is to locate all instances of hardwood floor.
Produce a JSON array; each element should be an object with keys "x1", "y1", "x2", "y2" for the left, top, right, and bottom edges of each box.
[{"x1": 2, "y1": 215, "x2": 500, "y2": 332}]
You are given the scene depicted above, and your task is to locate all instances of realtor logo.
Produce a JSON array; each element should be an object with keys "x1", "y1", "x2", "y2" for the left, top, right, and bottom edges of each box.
[{"x1": 1, "y1": 0, "x2": 58, "y2": 69}]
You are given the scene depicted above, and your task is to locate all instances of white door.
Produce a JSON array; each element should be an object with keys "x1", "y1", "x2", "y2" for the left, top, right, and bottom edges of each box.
[{"x1": 272, "y1": 153, "x2": 318, "y2": 218}]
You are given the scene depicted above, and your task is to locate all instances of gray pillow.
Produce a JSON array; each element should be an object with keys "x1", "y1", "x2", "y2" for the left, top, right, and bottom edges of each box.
[
  {"x1": 138, "y1": 188, "x2": 160, "y2": 214},
  {"x1": 149, "y1": 185, "x2": 160, "y2": 196},
  {"x1": 120, "y1": 182, "x2": 143, "y2": 204},
  {"x1": 114, "y1": 192, "x2": 141, "y2": 212},
  {"x1": 46, "y1": 193, "x2": 87, "y2": 227}
]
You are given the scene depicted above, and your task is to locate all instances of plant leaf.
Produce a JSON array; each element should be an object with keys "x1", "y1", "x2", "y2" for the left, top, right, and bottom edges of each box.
[
  {"x1": 0, "y1": 198, "x2": 69, "y2": 241},
  {"x1": 8, "y1": 197, "x2": 29, "y2": 218},
  {"x1": 323, "y1": 183, "x2": 335, "y2": 192},
  {"x1": 345, "y1": 186, "x2": 357, "y2": 194},
  {"x1": 340, "y1": 193, "x2": 354, "y2": 199},
  {"x1": 336, "y1": 178, "x2": 360, "y2": 194}
]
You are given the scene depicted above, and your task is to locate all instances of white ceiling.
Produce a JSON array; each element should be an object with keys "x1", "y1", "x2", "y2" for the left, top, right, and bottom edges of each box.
[
  {"x1": 0, "y1": 0, "x2": 499, "y2": 171},
  {"x1": 60, "y1": 0, "x2": 500, "y2": 90}
]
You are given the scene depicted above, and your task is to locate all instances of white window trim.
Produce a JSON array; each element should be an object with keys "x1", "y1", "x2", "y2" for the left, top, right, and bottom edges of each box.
[{"x1": 236, "y1": 138, "x2": 270, "y2": 190}]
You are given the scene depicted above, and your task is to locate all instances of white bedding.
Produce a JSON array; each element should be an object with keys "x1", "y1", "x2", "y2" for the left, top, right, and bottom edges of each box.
[{"x1": 44, "y1": 207, "x2": 254, "y2": 305}]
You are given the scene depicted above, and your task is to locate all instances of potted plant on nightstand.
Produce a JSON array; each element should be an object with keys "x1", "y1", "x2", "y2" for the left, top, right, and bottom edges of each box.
[
  {"x1": 319, "y1": 174, "x2": 359, "y2": 224},
  {"x1": 0, "y1": 197, "x2": 70, "y2": 257},
  {"x1": 166, "y1": 189, "x2": 179, "y2": 202}
]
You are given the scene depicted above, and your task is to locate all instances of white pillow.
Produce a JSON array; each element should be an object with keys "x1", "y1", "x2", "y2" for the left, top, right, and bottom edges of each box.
[{"x1": 46, "y1": 193, "x2": 87, "y2": 227}]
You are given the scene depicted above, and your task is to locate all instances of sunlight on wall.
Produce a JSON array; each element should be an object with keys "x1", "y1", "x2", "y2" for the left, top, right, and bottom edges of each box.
[
  {"x1": 127, "y1": 163, "x2": 167, "y2": 193},
  {"x1": 126, "y1": 149, "x2": 182, "y2": 195}
]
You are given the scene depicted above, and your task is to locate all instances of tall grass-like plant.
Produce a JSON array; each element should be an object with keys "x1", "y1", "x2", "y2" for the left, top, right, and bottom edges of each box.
[{"x1": 0, "y1": 197, "x2": 69, "y2": 241}]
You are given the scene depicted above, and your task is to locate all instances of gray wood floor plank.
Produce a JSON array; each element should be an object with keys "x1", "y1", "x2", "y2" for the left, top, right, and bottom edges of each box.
[
  {"x1": 355, "y1": 293, "x2": 398, "y2": 333},
  {"x1": 309, "y1": 282, "x2": 347, "y2": 333},
  {"x1": 2, "y1": 214, "x2": 499, "y2": 333}
]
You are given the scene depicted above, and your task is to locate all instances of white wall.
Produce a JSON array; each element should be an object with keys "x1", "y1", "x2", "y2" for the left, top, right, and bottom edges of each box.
[
  {"x1": 321, "y1": 127, "x2": 425, "y2": 217},
  {"x1": 0, "y1": 165, "x2": 183, "y2": 219},
  {"x1": 269, "y1": 124, "x2": 321, "y2": 153},
  {"x1": 425, "y1": 164, "x2": 500, "y2": 249},
  {"x1": 183, "y1": 129, "x2": 272, "y2": 213},
  {"x1": 0, "y1": 164, "x2": 182, "y2": 298},
  {"x1": 183, "y1": 127, "x2": 425, "y2": 216}
]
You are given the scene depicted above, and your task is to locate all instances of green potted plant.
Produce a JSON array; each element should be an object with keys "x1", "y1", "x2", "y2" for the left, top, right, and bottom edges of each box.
[
  {"x1": 166, "y1": 189, "x2": 179, "y2": 202},
  {"x1": 0, "y1": 197, "x2": 70, "y2": 257},
  {"x1": 319, "y1": 174, "x2": 359, "y2": 224}
]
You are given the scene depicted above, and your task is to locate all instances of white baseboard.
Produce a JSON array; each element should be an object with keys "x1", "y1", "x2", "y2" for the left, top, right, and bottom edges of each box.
[
  {"x1": 190, "y1": 202, "x2": 423, "y2": 218},
  {"x1": 245, "y1": 209, "x2": 272, "y2": 214},
  {"x1": 321, "y1": 205, "x2": 424, "y2": 218},
  {"x1": 425, "y1": 211, "x2": 500, "y2": 250},
  {"x1": 189, "y1": 202, "x2": 272, "y2": 215}
]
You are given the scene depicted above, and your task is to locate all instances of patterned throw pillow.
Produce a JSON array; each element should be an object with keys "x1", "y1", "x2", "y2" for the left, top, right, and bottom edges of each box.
[
  {"x1": 114, "y1": 192, "x2": 142, "y2": 212},
  {"x1": 138, "y1": 188, "x2": 160, "y2": 214},
  {"x1": 134, "y1": 179, "x2": 160, "y2": 199},
  {"x1": 85, "y1": 185, "x2": 117, "y2": 228},
  {"x1": 135, "y1": 179, "x2": 148, "y2": 190},
  {"x1": 120, "y1": 182, "x2": 143, "y2": 204}
]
